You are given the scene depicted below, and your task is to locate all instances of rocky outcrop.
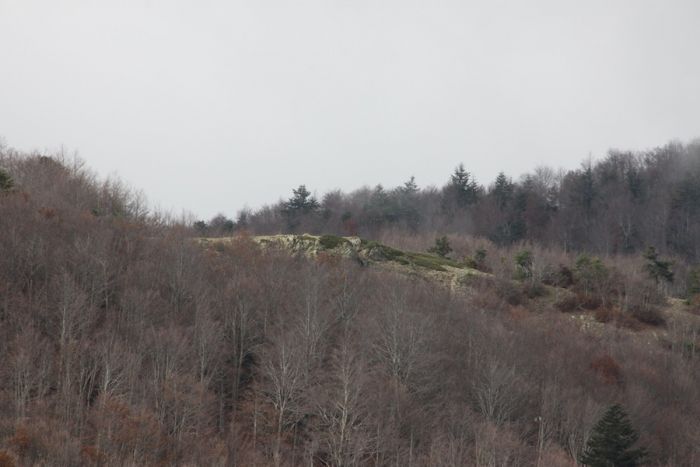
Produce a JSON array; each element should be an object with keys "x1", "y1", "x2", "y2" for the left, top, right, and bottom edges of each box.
[{"x1": 199, "y1": 234, "x2": 489, "y2": 293}]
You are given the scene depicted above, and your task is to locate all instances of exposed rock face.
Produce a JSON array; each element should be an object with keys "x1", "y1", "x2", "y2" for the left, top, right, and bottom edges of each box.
[
  {"x1": 199, "y1": 234, "x2": 489, "y2": 293},
  {"x1": 253, "y1": 234, "x2": 361, "y2": 261}
]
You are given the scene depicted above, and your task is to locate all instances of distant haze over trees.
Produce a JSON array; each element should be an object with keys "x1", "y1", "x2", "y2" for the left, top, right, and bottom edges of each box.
[{"x1": 200, "y1": 140, "x2": 700, "y2": 263}]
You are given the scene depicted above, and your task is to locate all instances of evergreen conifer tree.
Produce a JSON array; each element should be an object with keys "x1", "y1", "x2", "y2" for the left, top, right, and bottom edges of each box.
[
  {"x1": 284, "y1": 185, "x2": 319, "y2": 214},
  {"x1": 493, "y1": 172, "x2": 513, "y2": 210},
  {"x1": 580, "y1": 404, "x2": 647, "y2": 467},
  {"x1": 428, "y1": 236, "x2": 452, "y2": 258},
  {"x1": 283, "y1": 185, "x2": 320, "y2": 231},
  {"x1": 395, "y1": 176, "x2": 421, "y2": 231},
  {"x1": 642, "y1": 246, "x2": 674, "y2": 284},
  {"x1": 579, "y1": 165, "x2": 596, "y2": 212},
  {"x1": 401, "y1": 176, "x2": 419, "y2": 195},
  {"x1": 514, "y1": 249, "x2": 533, "y2": 280},
  {"x1": 687, "y1": 267, "x2": 700, "y2": 298},
  {"x1": 449, "y1": 163, "x2": 479, "y2": 206},
  {"x1": 0, "y1": 168, "x2": 13, "y2": 191}
]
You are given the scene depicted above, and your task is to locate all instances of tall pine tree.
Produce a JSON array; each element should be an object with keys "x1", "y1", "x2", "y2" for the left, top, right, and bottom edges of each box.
[
  {"x1": 642, "y1": 246, "x2": 674, "y2": 285},
  {"x1": 580, "y1": 404, "x2": 647, "y2": 466},
  {"x1": 492, "y1": 171, "x2": 514, "y2": 210},
  {"x1": 284, "y1": 185, "x2": 319, "y2": 214},
  {"x1": 449, "y1": 163, "x2": 479, "y2": 207},
  {"x1": 282, "y1": 185, "x2": 319, "y2": 231}
]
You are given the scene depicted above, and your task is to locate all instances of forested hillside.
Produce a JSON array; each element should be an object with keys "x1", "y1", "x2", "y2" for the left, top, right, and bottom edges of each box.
[
  {"x1": 205, "y1": 140, "x2": 700, "y2": 263},
  {"x1": 1, "y1": 143, "x2": 700, "y2": 466}
]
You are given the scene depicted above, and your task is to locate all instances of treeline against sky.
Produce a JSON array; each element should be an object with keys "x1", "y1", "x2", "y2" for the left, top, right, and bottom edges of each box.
[
  {"x1": 1, "y1": 145, "x2": 700, "y2": 465},
  {"x1": 206, "y1": 140, "x2": 700, "y2": 262}
]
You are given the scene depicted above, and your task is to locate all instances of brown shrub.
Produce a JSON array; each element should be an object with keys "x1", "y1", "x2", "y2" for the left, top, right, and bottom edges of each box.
[
  {"x1": 496, "y1": 280, "x2": 525, "y2": 306},
  {"x1": 8, "y1": 426, "x2": 33, "y2": 458},
  {"x1": 316, "y1": 251, "x2": 341, "y2": 267},
  {"x1": 589, "y1": 355, "x2": 623, "y2": 386},
  {"x1": 80, "y1": 445, "x2": 105, "y2": 465},
  {"x1": 592, "y1": 307, "x2": 645, "y2": 330},
  {"x1": 630, "y1": 304, "x2": 666, "y2": 326},
  {"x1": 543, "y1": 264, "x2": 574, "y2": 288},
  {"x1": 0, "y1": 451, "x2": 16, "y2": 467},
  {"x1": 623, "y1": 280, "x2": 666, "y2": 326},
  {"x1": 38, "y1": 206, "x2": 56, "y2": 219},
  {"x1": 508, "y1": 305, "x2": 529, "y2": 321},
  {"x1": 555, "y1": 293, "x2": 578, "y2": 313},
  {"x1": 616, "y1": 312, "x2": 644, "y2": 331},
  {"x1": 594, "y1": 307, "x2": 615, "y2": 323},
  {"x1": 687, "y1": 295, "x2": 700, "y2": 314},
  {"x1": 539, "y1": 446, "x2": 572, "y2": 467},
  {"x1": 578, "y1": 293, "x2": 602, "y2": 310},
  {"x1": 470, "y1": 285, "x2": 507, "y2": 313},
  {"x1": 524, "y1": 282, "x2": 547, "y2": 299}
]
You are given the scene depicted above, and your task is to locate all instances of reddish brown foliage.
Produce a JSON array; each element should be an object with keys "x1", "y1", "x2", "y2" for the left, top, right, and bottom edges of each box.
[
  {"x1": 688, "y1": 295, "x2": 700, "y2": 314},
  {"x1": 555, "y1": 293, "x2": 579, "y2": 312},
  {"x1": 0, "y1": 451, "x2": 16, "y2": 467},
  {"x1": 508, "y1": 305, "x2": 529, "y2": 321},
  {"x1": 80, "y1": 445, "x2": 105, "y2": 465},
  {"x1": 2, "y1": 149, "x2": 700, "y2": 465},
  {"x1": 594, "y1": 307, "x2": 615, "y2": 323},
  {"x1": 590, "y1": 355, "x2": 623, "y2": 386},
  {"x1": 7, "y1": 427, "x2": 32, "y2": 459}
]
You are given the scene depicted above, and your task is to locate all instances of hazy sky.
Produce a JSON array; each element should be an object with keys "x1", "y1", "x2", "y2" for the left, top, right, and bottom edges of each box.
[{"x1": 1, "y1": 0, "x2": 699, "y2": 218}]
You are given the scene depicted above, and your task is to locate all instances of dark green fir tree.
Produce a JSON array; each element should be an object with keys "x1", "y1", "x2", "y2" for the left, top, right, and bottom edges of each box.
[
  {"x1": 492, "y1": 171, "x2": 513, "y2": 210},
  {"x1": 449, "y1": 163, "x2": 479, "y2": 207},
  {"x1": 580, "y1": 404, "x2": 647, "y2": 467},
  {"x1": 642, "y1": 246, "x2": 674, "y2": 285},
  {"x1": 428, "y1": 236, "x2": 452, "y2": 258},
  {"x1": 0, "y1": 168, "x2": 13, "y2": 191}
]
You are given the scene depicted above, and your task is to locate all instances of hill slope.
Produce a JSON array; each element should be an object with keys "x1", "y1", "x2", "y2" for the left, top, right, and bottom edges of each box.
[{"x1": 1, "y1": 150, "x2": 700, "y2": 466}]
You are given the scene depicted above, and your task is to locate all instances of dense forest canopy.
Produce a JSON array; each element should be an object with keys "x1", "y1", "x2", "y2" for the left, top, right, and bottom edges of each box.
[
  {"x1": 200, "y1": 140, "x2": 700, "y2": 263},
  {"x1": 1, "y1": 140, "x2": 700, "y2": 466}
]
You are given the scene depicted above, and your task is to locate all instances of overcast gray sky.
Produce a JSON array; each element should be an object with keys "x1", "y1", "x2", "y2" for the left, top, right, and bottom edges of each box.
[{"x1": 1, "y1": 0, "x2": 699, "y2": 218}]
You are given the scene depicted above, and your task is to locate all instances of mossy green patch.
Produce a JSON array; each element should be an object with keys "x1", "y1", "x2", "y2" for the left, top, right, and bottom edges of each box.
[
  {"x1": 405, "y1": 254, "x2": 446, "y2": 271},
  {"x1": 405, "y1": 252, "x2": 464, "y2": 269},
  {"x1": 378, "y1": 245, "x2": 404, "y2": 261},
  {"x1": 360, "y1": 240, "x2": 403, "y2": 260},
  {"x1": 394, "y1": 256, "x2": 410, "y2": 266},
  {"x1": 319, "y1": 235, "x2": 349, "y2": 250},
  {"x1": 357, "y1": 238, "x2": 472, "y2": 272}
]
